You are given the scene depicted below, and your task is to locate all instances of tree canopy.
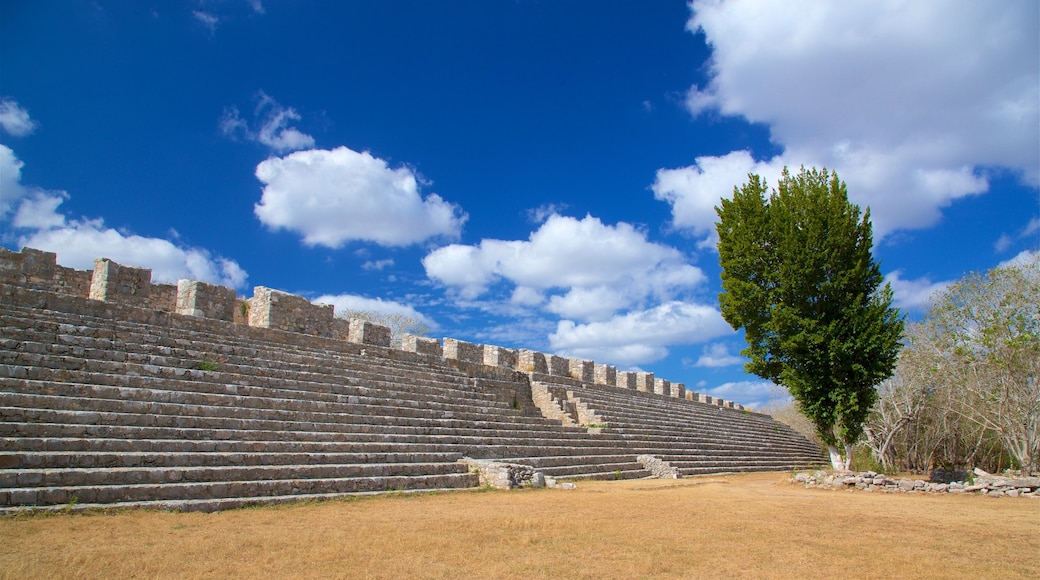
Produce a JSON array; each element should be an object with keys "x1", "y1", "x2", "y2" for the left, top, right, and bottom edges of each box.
[{"x1": 716, "y1": 167, "x2": 904, "y2": 469}]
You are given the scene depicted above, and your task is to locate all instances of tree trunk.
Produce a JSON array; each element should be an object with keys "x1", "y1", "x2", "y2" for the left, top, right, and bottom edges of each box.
[{"x1": 828, "y1": 445, "x2": 845, "y2": 470}]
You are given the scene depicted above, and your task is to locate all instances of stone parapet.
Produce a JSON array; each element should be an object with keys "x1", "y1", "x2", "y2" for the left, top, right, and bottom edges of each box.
[
  {"x1": 249, "y1": 286, "x2": 334, "y2": 337},
  {"x1": 547, "y1": 355, "x2": 570, "y2": 377},
  {"x1": 176, "y1": 280, "x2": 238, "y2": 321},
  {"x1": 348, "y1": 318, "x2": 392, "y2": 347},
  {"x1": 653, "y1": 378, "x2": 670, "y2": 396},
  {"x1": 635, "y1": 372, "x2": 654, "y2": 393},
  {"x1": 568, "y1": 358, "x2": 593, "y2": 383},
  {"x1": 616, "y1": 371, "x2": 637, "y2": 389},
  {"x1": 402, "y1": 334, "x2": 442, "y2": 357},
  {"x1": 90, "y1": 258, "x2": 153, "y2": 307},
  {"x1": 443, "y1": 338, "x2": 482, "y2": 363},
  {"x1": 593, "y1": 363, "x2": 616, "y2": 386},
  {"x1": 483, "y1": 345, "x2": 518, "y2": 369},
  {"x1": 517, "y1": 349, "x2": 548, "y2": 374}
]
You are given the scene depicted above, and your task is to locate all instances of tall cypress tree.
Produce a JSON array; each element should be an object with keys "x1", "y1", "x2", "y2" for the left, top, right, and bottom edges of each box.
[{"x1": 716, "y1": 167, "x2": 904, "y2": 470}]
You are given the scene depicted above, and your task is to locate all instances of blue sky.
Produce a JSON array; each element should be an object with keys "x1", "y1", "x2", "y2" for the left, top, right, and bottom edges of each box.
[{"x1": 2, "y1": 1, "x2": 1037, "y2": 408}]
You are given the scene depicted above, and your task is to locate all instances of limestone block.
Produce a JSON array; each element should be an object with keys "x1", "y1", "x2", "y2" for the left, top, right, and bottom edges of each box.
[
  {"x1": 616, "y1": 371, "x2": 637, "y2": 389},
  {"x1": 483, "y1": 345, "x2": 518, "y2": 368},
  {"x1": 176, "y1": 280, "x2": 238, "y2": 321},
  {"x1": 593, "y1": 363, "x2": 616, "y2": 386},
  {"x1": 443, "y1": 338, "x2": 482, "y2": 363},
  {"x1": 568, "y1": 358, "x2": 593, "y2": 382},
  {"x1": 89, "y1": 258, "x2": 152, "y2": 307},
  {"x1": 653, "y1": 378, "x2": 670, "y2": 396},
  {"x1": 330, "y1": 318, "x2": 350, "y2": 340},
  {"x1": 402, "y1": 334, "x2": 442, "y2": 357},
  {"x1": 248, "y1": 286, "x2": 335, "y2": 337},
  {"x1": 348, "y1": 319, "x2": 392, "y2": 347},
  {"x1": 699, "y1": 394, "x2": 713, "y2": 404},
  {"x1": 672, "y1": 383, "x2": 686, "y2": 399},
  {"x1": 517, "y1": 349, "x2": 548, "y2": 373},
  {"x1": 685, "y1": 390, "x2": 696, "y2": 401},
  {"x1": 635, "y1": 372, "x2": 654, "y2": 392},
  {"x1": 548, "y1": 355, "x2": 570, "y2": 377}
]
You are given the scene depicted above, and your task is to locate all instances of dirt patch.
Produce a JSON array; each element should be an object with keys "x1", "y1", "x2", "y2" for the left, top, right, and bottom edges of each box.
[{"x1": 1, "y1": 472, "x2": 1037, "y2": 579}]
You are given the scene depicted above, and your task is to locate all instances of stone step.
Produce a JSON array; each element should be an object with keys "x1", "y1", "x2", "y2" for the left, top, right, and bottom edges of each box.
[
  {"x1": 1, "y1": 436, "x2": 464, "y2": 455},
  {"x1": 0, "y1": 449, "x2": 464, "y2": 469},
  {"x1": 1, "y1": 306, "x2": 486, "y2": 397},
  {"x1": 0, "y1": 404, "x2": 599, "y2": 442},
  {"x1": 1, "y1": 341, "x2": 508, "y2": 411},
  {"x1": 0, "y1": 472, "x2": 480, "y2": 507},
  {"x1": 0, "y1": 377, "x2": 545, "y2": 429},
  {"x1": 0, "y1": 461, "x2": 470, "y2": 489},
  {"x1": 0, "y1": 421, "x2": 629, "y2": 452}
]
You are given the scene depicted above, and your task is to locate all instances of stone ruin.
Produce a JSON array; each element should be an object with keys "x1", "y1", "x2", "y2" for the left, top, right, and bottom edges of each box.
[{"x1": 0, "y1": 246, "x2": 826, "y2": 512}]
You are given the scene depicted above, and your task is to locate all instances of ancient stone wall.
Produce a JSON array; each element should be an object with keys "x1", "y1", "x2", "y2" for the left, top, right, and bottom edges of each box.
[{"x1": 0, "y1": 246, "x2": 753, "y2": 412}]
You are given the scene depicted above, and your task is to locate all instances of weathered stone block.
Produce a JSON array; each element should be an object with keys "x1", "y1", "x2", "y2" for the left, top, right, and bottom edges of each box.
[
  {"x1": 248, "y1": 286, "x2": 334, "y2": 336},
  {"x1": 443, "y1": 338, "x2": 482, "y2": 363},
  {"x1": 89, "y1": 258, "x2": 152, "y2": 307},
  {"x1": 548, "y1": 355, "x2": 570, "y2": 377},
  {"x1": 483, "y1": 345, "x2": 518, "y2": 368},
  {"x1": 348, "y1": 319, "x2": 392, "y2": 347},
  {"x1": 672, "y1": 382, "x2": 686, "y2": 399},
  {"x1": 653, "y1": 378, "x2": 670, "y2": 396},
  {"x1": 568, "y1": 358, "x2": 594, "y2": 382},
  {"x1": 699, "y1": 394, "x2": 713, "y2": 404},
  {"x1": 517, "y1": 349, "x2": 547, "y2": 373},
  {"x1": 593, "y1": 363, "x2": 616, "y2": 386},
  {"x1": 635, "y1": 371, "x2": 654, "y2": 392},
  {"x1": 402, "y1": 334, "x2": 441, "y2": 357},
  {"x1": 616, "y1": 371, "x2": 636, "y2": 389},
  {"x1": 176, "y1": 280, "x2": 237, "y2": 321}
]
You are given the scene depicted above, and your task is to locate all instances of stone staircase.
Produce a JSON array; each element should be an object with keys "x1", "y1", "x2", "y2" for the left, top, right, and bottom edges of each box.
[
  {"x1": 0, "y1": 246, "x2": 826, "y2": 512},
  {"x1": 0, "y1": 285, "x2": 655, "y2": 511},
  {"x1": 530, "y1": 376, "x2": 825, "y2": 476}
]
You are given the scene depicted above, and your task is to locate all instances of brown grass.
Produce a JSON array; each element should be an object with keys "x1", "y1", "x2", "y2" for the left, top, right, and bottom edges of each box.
[{"x1": 1, "y1": 472, "x2": 1037, "y2": 579}]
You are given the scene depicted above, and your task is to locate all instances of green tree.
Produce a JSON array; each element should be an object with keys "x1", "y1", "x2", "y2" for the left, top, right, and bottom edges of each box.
[{"x1": 716, "y1": 167, "x2": 904, "y2": 470}]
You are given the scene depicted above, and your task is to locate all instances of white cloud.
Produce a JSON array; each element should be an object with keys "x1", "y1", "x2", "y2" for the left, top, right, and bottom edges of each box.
[
  {"x1": 661, "y1": 0, "x2": 1039, "y2": 243},
  {"x1": 3, "y1": 146, "x2": 248, "y2": 289},
  {"x1": 548, "y1": 301, "x2": 733, "y2": 367},
  {"x1": 652, "y1": 150, "x2": 785, "y2": 246},
  {"x1": 0, "y1": 145, "x2": 29, "y2": 218},
  {"x1": 885, "y1": 270, "x2": 951, "y2": 311},
  {"x1": 701, "y1": 380, "x2": 785, "y2": 410},
  {"x1": 694, "y1": 342, "x2": 743, "y2": 368},
  {"x1": 996, "y1": 216, "x2": 1040, "y2": 253},
  {"x1": 192, "y1": 10, "x2": 219, "y2": 34},
  {"x1": 220, "y1": 92, "x2": 315, "y2": 153},
  {"x1": 423, "y1": 213, "x2": 704, "y2": 318},
  {"x1": 0, "y1": 99, "x2": 36, "y2": 137},
  {"x1": 1000, "y1": 249, "x2": 1039, "y2": 269},
  {"x1": 312, "y1": 293, "x2": 432, "y2": 328},
  {"x1": 254, "y1": 146, "x2": 466, "y2": 248},
  {"x1": 21, "y1": 219, "x2": 248, "y2": 288},
  {"x1": 361, "y1": 258, "x2": 394, "y2": 271}
]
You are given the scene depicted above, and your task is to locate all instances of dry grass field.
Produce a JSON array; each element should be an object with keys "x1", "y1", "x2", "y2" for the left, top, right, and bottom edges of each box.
[{"x1": 1, "y1": 472, "x2": 1037, "y2": 579}]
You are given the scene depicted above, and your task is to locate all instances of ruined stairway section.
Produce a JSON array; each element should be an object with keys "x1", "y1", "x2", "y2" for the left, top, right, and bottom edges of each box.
[
  {"x1": 530, "y1": 374, "x2": 826, "y2": 476},
  {"x1": 0, "y1": 286, "x2": 651, "y2": 510}
]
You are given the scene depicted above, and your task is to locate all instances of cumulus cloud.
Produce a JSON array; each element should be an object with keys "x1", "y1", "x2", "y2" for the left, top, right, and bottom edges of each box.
[
  {"x1": 254, "y1": 146, "x2": 466, "y2": 248},
  {"x1": 423, "y1": 213, "x2": 704, "y2": 317},
  {"x1": 2, "y1": 146, "x2": 248, "y2": 289},
  {"x1": 220, "y1": 92, "x2": 315, "y2": 153},
  {"x1": 701, "y1": 380, "x2": 786, "y2": 410},
  {"x1": 659, "y1": 0, "x2": 1039, "y2": 243},
  {"x1": 693, "y1": 342, "x2": 744, "y2": 368},
  {"x1": 885, "y1": 271, "x2": 952, "y2": 311},
  {"x1": 548, "y1": 301, "x2": 733, "y2": 367},
  {"x1": 0, "y1": 99, "x2": 37, "y2": 137},
  {"x1": 312, "y1": 293, "x2": 433, "y2": 328}
]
